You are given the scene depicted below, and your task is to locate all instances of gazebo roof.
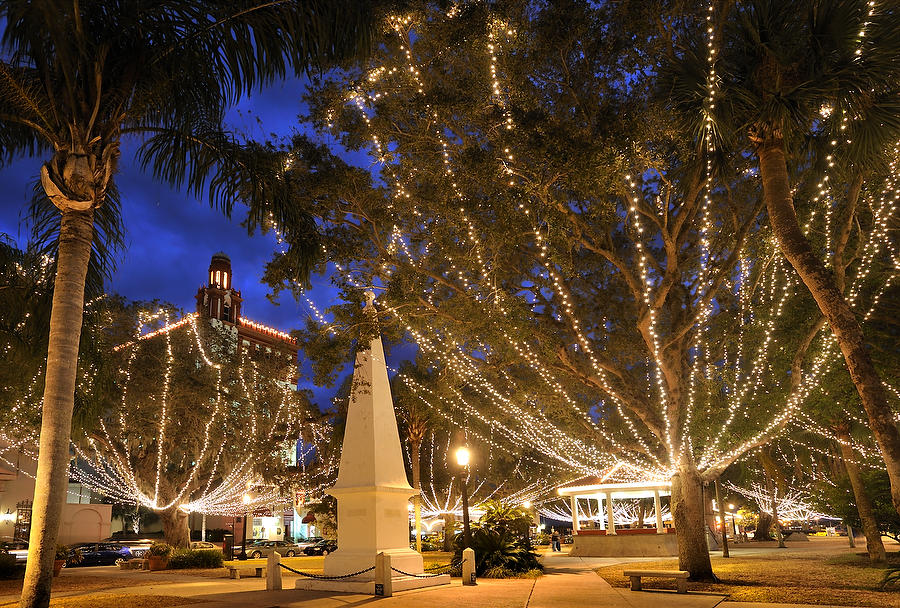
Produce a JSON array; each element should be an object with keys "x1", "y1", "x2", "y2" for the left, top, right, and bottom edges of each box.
[{"x1": 556, "y1": 475, "x2": 671, "y2": 500}]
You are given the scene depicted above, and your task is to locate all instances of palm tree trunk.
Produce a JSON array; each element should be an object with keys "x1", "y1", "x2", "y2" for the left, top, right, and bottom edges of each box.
[
  {"x1": 836, "y1": 434, "x2": 886, "y2": 563},
  {"x1": 671, "y1": 466, "x2": 715, "y2": 581},
  {"x1": 756, "y1": 140, "x2": 900, "y2": 516},
  {"x1": 411, "y1": 439, "x2": 422, "y2": 553},
  {"x1": 20, "y1": 209, "x2": 94, "y2": 608}
]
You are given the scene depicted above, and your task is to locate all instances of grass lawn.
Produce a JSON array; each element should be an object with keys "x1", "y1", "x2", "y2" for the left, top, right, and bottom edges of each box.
[
  {"x1": 0, "y1": 593, "x2": 204, "y2": 608},
  {"x1": 596, "y1": 550, "x2": 900, "y2": 606}
]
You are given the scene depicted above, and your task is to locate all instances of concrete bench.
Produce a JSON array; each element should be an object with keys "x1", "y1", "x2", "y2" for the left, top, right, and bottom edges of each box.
[
  {"x1": 226, "y1": 565, "x2": 264, "y2": 579},
  {"x1": 622, "y1": 569, "x2": 689, "y2": 593}
]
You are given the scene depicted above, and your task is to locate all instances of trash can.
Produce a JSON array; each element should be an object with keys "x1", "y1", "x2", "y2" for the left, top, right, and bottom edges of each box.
[{"x1": 223, "y1": 533, "x2": 234, "y2": 561}]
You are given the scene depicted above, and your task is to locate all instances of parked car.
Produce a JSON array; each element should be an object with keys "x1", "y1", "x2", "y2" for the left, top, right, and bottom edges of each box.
[
  {"x1": 245, "y1": 540, "x2": 302, "y2": 559},
  {"x1": 67, "y1": 542, "x2": 132, "y2": 566},
  {"x1": 190, "y1": 541, "x2": 220, "y2": 551},
  {"x1": 102, "y1": 536, "x2": 157, "y2": 558},
  {"x1": 303, "y1": 539, "x2": 336, "y2": 556},
  {"x1": 0, "y1": 538, "x2": 28, "y2": 563},
  {"x1": 294, "y1": 536, "x2": 324, "y2": 549}
]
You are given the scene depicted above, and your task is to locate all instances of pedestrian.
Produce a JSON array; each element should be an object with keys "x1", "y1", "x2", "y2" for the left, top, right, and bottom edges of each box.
[{"x1": 551, "y1": 528, "x2": 561, "y2": 552}]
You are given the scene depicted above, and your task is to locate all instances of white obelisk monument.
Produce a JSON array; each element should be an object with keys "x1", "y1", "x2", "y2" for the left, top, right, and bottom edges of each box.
[{"x1": 322, "y1": 292, "x2": 424, "y2": 579}]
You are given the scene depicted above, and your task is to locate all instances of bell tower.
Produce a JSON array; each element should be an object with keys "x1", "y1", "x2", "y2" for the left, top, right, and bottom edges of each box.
[{"x1": 196, "y1": 252, "x2": 243, "y2": 323}]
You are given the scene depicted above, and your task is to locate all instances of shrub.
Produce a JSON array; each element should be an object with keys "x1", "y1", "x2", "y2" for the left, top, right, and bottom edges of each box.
[
  {"x1": 0, "y1": 553, "x2": 24, "y2": 580},
  {"x1": 168, "y1": 548, "x2": 224, "y2": 569},
  {"x1": 148, "y1": 542, "x2": 173, "y2": 557},
  {"x1": 482, "y1": 566, "x2": 543, "y2": 579},
  {"x1": 452, "y1": 501, "x2": 542, "y2": 576}
]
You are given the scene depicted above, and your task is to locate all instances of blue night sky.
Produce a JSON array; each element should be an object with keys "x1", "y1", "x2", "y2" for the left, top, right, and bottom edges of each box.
[{"x1": 0, "y1": 75, "x2": 375, "y2": 408}]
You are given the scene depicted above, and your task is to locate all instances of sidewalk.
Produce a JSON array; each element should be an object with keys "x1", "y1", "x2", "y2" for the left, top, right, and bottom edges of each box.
[{"x1": 1, "y1": 551, "x2": 853, "y2": 608}]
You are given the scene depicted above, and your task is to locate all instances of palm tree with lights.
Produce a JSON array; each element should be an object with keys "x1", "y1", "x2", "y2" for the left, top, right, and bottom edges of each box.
[
  {"x1": 0, "y1": 2, "x2": 379, "y2": 606},
  {"x1": 668, "y1": 0, "x2": 900, "y2": 516}
]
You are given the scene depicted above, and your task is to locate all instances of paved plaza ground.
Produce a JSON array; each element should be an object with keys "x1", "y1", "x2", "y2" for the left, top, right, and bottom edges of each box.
[{"x1": 2, "y1": 537, "x2": 896, "y2": 608}]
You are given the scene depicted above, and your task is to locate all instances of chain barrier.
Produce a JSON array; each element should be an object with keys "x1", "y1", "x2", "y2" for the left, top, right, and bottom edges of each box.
[
  {"x1": 278, "y1": 562, "x2": 375, "y2": 580},
  {"x1": 423, "y1": 558, "x2": 462, "y2": 573},
  {"x1": 390, "y1": 565, "x2": 449, "y2": 578}
]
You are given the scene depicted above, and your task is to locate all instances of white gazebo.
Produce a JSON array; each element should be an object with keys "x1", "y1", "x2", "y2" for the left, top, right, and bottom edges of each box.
[{"x1": 555, "y1": 476, "x2": 678, "y2": 557}]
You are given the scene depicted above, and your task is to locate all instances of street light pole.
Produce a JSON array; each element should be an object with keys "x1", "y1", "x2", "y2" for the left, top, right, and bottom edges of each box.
[
  {"x1": 239, "y1": 492, "x2": 251, "y2": 560},
  {"x1": 455, "y1": 447, "x2": 473, "y2": 549}
]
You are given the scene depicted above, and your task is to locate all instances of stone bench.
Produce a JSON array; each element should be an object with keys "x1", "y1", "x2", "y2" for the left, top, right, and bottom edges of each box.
[
  {"x1": 622, "y1": 569, "x2": 689, "y2": 593},
  {"x1": 226, "y1": 565, "x2": 264, "y2": 579}
]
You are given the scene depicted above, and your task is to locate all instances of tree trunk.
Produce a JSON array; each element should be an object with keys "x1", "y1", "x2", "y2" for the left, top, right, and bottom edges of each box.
[
  {"x1": 20, "y1": 209, "x2": 94, "y2": 608},
  {"x1": 411, "y1": 439, "x2": 422, "y2": 553},
  {"x1": 837, "y1": 434, "x2": 886, "y2": 563},
  {"x1": 754, "y1": 511, "x2": 773, "y2": 541},
  {"x1": 442, "y1": 513, "x2": 455, "y2": 552},
  {"x1": 757, "y1": 140, "x2": 900, "y2": 516},
  {"x1": 765, "y1": 474, "x2": 785, "y2": 548},
  {"x1": 160, "y1": 506, "x2": 191, "y2": 548},
  {"x1": 715, "y1": 479, "x2": 729, "y2": 558},
  {"x1": 670, "y1": 467, "x2": 715, "y2": 581},
  {"x1": 637, "y1": 501, "x2": 645, "y2": 528}
]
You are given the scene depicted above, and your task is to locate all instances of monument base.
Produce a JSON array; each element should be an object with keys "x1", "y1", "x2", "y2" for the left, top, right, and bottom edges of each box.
[
  {"x1": 324, "y1": 547, "x2": 423, "y2": 580},
  {"x1": 294, "y1": 573, "x2": 450, "y2": 595}
]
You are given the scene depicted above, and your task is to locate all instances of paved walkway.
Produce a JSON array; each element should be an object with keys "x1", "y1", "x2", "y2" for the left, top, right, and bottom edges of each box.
[
  {"x1": 4, "y1": 552, "x2": 726, "y2": 608},
  {"x1": 3, "y1": 545, "x2": 863, "y2": 608}
]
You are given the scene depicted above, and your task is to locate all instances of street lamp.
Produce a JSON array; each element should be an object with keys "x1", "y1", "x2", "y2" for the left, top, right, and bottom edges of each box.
[
  {"x1": 455, "y1": 447, "x2": 473, "y2": 548},
  {"x1": 238, "y1": 492, "x2": 251, "y2": 560}
]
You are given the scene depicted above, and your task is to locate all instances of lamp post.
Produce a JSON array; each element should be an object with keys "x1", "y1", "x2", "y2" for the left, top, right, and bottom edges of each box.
[
  {"x1": 455, "y1": 446, "x2": 473, "y2": 549},
  {"x1": 238, "y1": 492, "x2": 251, "y2": 560}
]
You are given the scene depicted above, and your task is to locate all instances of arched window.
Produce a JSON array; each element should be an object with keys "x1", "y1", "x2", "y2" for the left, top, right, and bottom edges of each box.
[
  {"x1": 215, "y1": 270, "x2": 221, "y2": 286},
  {"x1": 209, "y1": 271, "x2": 214, "y2": 285},
  {"x1": 223, "y1": 271, "x2": 228, "y2": 289}
]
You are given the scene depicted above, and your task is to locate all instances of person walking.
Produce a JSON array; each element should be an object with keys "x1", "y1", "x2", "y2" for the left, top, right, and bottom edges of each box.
[{"x1": 551, "y1": 529, "x2": 561, "y2": 552}]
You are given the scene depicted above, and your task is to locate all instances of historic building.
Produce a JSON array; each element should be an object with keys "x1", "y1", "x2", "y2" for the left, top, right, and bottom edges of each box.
[{"x1": 196, "y1": 251, "x2": 299, "y2": 359}]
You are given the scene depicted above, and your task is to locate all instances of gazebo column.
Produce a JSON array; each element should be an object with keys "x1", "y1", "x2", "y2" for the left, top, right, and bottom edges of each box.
[
  {"x1": 654, "y1": 490, "x2": 664, "y2": 533},
  {"x1": 596, "y1": 494, "x2": 605, "y2": 530},
  {"x1": 570, "y1": 495, "x2": 580, "y2": 534},
  {"x1": 605, "y1": 492, "x2": 616, "y2": 535}
]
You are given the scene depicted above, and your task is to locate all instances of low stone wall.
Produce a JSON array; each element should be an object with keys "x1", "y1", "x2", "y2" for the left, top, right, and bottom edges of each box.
[{"x1": 568, "y1": 531, "x2": 679, "y2": 557}]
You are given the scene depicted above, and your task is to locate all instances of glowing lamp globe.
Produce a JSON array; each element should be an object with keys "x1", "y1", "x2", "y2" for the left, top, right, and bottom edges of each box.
[
  {"x1": 522, "y1": 500, "x2": 532, "y2": 509},
  {"x1": 455, "y1": 446, "x2": 471, "y2": 467},
  {"x1": 242, "y1": 493, "x2": 252, "y2": 505}
]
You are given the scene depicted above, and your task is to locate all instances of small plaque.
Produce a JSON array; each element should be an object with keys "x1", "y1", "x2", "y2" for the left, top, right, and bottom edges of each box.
[
  {"x1": 470, "y1": 573, "x2": 477, "y2": 584},
  {"x1": 375, "y1": 583, "x2": 384, "y2": 596}
]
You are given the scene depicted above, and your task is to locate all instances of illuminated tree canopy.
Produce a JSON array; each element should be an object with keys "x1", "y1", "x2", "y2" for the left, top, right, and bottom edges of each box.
[{"x1": 261, "y1": 0, "x2": 898, "y2": 578}]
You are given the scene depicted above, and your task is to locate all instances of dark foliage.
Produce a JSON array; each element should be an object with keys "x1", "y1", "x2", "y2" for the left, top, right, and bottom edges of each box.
[{"x1": 167, "y1": 548, "x2": 224, "y2": 569}]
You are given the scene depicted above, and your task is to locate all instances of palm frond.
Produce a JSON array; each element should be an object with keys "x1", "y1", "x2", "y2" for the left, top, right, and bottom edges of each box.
[{"x1": 133, "y1": 123, "x2": 319, "y2": 286}]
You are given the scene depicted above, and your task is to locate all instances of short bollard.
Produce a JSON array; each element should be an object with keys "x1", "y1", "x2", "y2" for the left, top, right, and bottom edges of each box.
[
  {"x1": 375, "y1": 551, "x2": 392, "y2": 597},
  {"x1": 266, "y1": 551, "x2": 282, "y2": 591},
  {"x1": 462, "y1": 547, "x2": 476, "y2": 586}
]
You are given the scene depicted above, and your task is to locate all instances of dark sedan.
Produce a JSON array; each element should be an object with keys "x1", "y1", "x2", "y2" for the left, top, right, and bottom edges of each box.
[
  {"x1": 302, "y1": 539, "x2": 336, "y2": 556},
  {"x1": 68, "y1": 542, "x2": 132, "y2": 566}
]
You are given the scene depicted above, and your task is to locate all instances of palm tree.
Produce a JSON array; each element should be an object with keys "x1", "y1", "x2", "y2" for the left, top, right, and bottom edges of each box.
[
  {"x1": 833, "y1": 422, "x2": 887, "y2": 563},
  {"x1": 405, "y1": 404, "x2": 429, "y2": 553},
  {"x1": 393, "y1": 362, "x2": 432, "y2": 553},
  {"x1": 0, "y1": 3, "x2": 379, "y2": 606},
  {"x1": 668, "y1": 0, "x2": 900, "y2": 517}
]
